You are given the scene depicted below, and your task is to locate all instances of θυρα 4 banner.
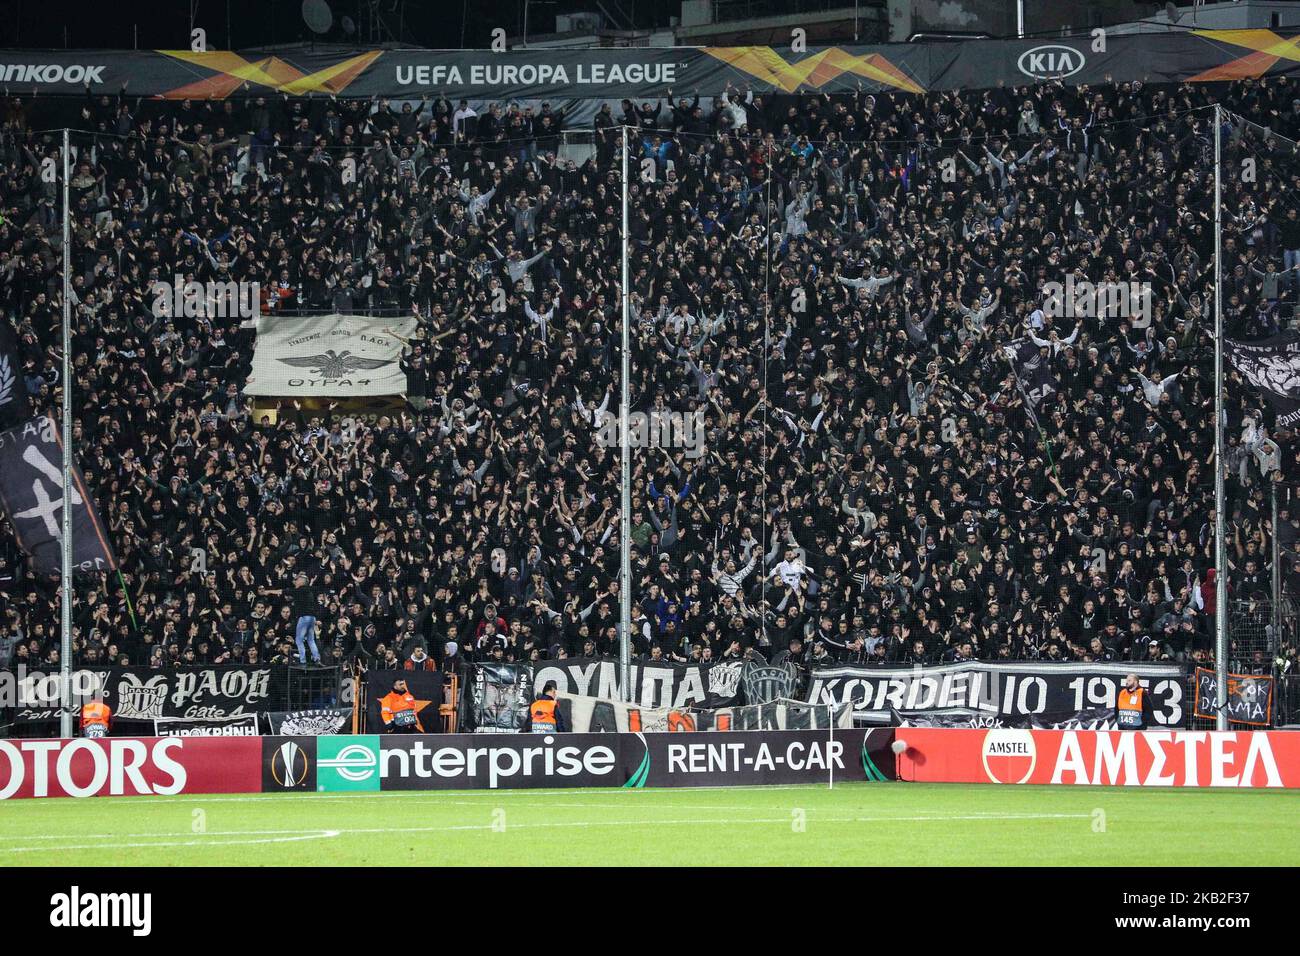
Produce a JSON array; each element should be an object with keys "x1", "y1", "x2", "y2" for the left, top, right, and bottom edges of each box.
[{"x1": 244, "y1": 314, "x2": 417, "y2": 397}]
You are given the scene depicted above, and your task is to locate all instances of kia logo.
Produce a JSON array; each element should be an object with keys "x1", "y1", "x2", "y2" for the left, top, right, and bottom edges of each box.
[{"x1": 1017, "y1": 45, "x2": 1085, "y2": 80}]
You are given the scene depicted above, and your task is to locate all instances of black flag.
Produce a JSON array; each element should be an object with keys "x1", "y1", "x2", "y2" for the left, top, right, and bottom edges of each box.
[
  {"x1": 0, "y1": 322, "x2": 30, "y2": 429},
  {"x1": 1225, "y1": 333, "x2": 1300, "y2": 430},
  {"x1": 1003, "y1": 337, "x2": 1056, "y2": 427},
  {"x1": 0, "y1": 416, "x2": 118, "y2": 575}
]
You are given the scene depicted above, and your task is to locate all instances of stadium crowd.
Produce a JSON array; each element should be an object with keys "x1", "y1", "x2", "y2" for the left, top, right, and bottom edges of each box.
[{"x1": 0, "y1": 74, "x2": 1297, "y2": 678}]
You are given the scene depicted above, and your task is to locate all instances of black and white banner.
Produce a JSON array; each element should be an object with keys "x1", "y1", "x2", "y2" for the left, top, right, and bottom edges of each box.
[
  {"x1": 244, "y1": 314, "x2": 417, "y2": 398},
  {"x1": 261, "y1": 708, "x2": 352, "y2": 736},
  {"x1": 0, "y1": 417, "x2": 118, "y2": 575},
  {"x1": 1225, "y1": 333, "x2": 1300, "y2": 430},
  {"x1": 10, "y1": 665, "x2": 278, "y2": 723},
  {"x1": 1003, "y1": 337, "x2": 1057, "y2": 414},
  {"x1": 153, "y1": 714, "x2": 260, "y2": 736},
  {"x1": 890, "y1": 706, "x2": 1117, "y2": 730},
  {"x1": 530, "y1": 657, "x2": 744, "y2": 709},
  {"x1": 806, "y1": 662, "x2": 1186, "y2": 726},
  {"x1": 557, "y1": 693, "x2": 851, "y2": 733},
  {"x1": 468, "y1": 663, "x2": 532, "y2": 733}
]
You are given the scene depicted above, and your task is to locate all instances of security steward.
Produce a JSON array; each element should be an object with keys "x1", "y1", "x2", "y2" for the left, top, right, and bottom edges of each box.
[
  {"x1": 80, "y1": 699, "x2": 112, "y2": 739},
  {"x1": 1117, "y1": 673, "x2": 1155, "y2": 730},
  {"x1": 379, "y1": 677, "x2": 423, "y2": 734},
  {"x1": 528, "y1": 681, "x2": 566, "y2": 734}
]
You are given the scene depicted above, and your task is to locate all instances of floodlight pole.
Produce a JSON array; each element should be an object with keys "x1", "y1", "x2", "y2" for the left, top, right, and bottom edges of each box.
[
  {"x1": 1213, "y1": 104, "x2": 1228, "y2": 731},
  {"x1": 619, "y1": 125, "x2": 632, "y2": 702},
  {"x1": 60, "y1": 128, "x2": 73, "y2": 740}
]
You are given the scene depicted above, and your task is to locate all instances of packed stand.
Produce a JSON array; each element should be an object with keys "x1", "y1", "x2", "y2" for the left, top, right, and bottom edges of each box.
[{"x1": 0, "y1": 76, "x2": 1297, "y2": 679}]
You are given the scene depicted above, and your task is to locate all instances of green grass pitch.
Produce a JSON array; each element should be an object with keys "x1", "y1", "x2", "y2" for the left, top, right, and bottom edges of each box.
[{"x1": 1, "y1": 783, "x2": 1296, "y2": 866}]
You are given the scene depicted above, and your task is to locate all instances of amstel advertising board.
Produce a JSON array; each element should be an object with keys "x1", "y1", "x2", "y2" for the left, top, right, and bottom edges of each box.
[{"x1": 896, "y1": 728, "x2": 1300, "y2": 788}]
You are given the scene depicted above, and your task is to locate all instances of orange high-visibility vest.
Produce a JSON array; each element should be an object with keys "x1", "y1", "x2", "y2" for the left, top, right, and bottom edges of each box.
[
  {"x1": 1117, "y1": 687, "x2": 1145, "y2": 729},
  {"x1": 530, "y1": 698, "x2": 557, "y2": 733},
  {"x1": 380, "y1": 691, "x2": 422, "y2": 731},
  {"x1": 81, "y1": 701, "x2": 112, "y2": 738}
]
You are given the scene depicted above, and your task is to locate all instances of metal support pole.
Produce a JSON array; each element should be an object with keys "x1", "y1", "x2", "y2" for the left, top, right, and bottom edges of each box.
[
  {"x1": 1017, "y1": 0, "x2": 1025, "y2": 38},
  {"x1": 1214, "y1": 104, "x2": 1229, "y2": 731},
  {"x1": 618, "y1": 126, "x2": 632, "y2": 702},
  {"x1": 60, "y1": 128, "x2": 73, "y2": 740},
  {"x1": 1272, "y1": 478, "x2": 1281, "y2": 650}
]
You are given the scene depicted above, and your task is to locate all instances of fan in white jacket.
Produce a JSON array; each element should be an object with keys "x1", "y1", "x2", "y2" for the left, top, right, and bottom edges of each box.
[{"x1": 1135, "y1": 368, "x2": 1181, "y2": 406}]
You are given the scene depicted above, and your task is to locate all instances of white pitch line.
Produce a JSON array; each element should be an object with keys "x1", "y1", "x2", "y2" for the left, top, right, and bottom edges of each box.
[
  {"x1": 0, "y1": 831, "x2": 341, "y2": 853},
  {"x1": 128, "y1": 783, "x2": 842, "y2": 804},
  {"x1": 0, "y1": 813, "x2": 1093, "y2": 853}
]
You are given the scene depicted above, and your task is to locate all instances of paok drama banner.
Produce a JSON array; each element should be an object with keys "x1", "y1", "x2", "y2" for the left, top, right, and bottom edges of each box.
[
  {"x1": 1225, "y1": 333, "x2": 1300, "y2": 430},
  {"x1": 1193, "y1": 667, "x2": 1274, "y2": 727},
  {"x1": 4, "y1": 32, "x2": 1300, "y2": 99},
  {"x1": 806, "y1": 661, "x2": 1186, "y2": 726},
  {"x1": 244, "y1": 314, "x2": 417, "y2": 398},
  {"x1": 0, "y1": 417, "x2": 117, "y2": 575}
]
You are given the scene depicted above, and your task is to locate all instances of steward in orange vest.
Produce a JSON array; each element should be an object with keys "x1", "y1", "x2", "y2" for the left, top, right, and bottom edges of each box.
[
  {"x1": 80, "y1": 700, "x2": 112, "y2": 738},
  {"x1": 379, "y1": 678, "x2": 423, "y2": 733},
  {"x1": 528, "y1": 681, "x2": 566, "y2": 734},
  {"x1": 1117, "y1": 674, "x2": 1154, "y2": 730}
]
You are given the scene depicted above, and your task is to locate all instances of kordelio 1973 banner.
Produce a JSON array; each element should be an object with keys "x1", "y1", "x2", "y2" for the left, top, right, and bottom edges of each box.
[
  {"x1": 895, "y1": 728, "x2": 1300, "y2": 788},
  {"x1": 807, "y1": 661, "x2": 1186, "y2": 727}
]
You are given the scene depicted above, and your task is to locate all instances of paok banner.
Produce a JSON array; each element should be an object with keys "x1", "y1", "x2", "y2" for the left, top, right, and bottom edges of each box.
[
  {"x1": 0, "y1": 417, "x2": 117, "y2": 576},
  {"x1": 1, "y1": 32, "x2": 1298, "y2": 99},
  {"x1": 531, "y1": 656, "x2": 744, "y2": 709},
  {"x1": 9, "y1": 665, "x2": 278, "y2": 724},
  {"x1": 806, "y1": 662, "x2": 1186, "y2": 726},
  {"x1": 1193, "y1": 667, "x2": 1274, "y2": 727},
  {"x1": 244, "y1": 314, "x2": 417, "y2": 398}
]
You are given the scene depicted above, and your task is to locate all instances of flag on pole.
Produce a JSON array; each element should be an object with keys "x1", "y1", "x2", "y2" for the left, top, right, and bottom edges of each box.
[
  {"x1": 1225, "y1": 332, "x2": 1300, "y2": 430},
  {"x1": 0, "y1": 416, "x2": 118, "y2": 575}
]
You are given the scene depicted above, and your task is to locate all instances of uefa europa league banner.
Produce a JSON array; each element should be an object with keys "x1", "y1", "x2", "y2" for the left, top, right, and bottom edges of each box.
[{"x1": 2, "y1": 31, "x2": 1298, "y2": 100}]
